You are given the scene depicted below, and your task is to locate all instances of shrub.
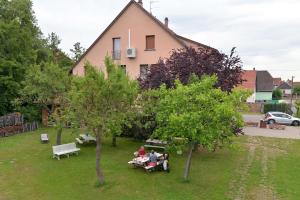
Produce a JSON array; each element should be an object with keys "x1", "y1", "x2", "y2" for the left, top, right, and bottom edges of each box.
[
  {"x1": 18, "y1": 104, "x2": 42, "y2": 122},
  {"x1": 272, "y1": 89, "x2": 282, "y2": 100}
]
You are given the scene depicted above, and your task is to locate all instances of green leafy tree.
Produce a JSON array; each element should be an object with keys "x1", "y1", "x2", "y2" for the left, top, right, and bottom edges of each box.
[
  {"x1": 295, "y1": 101, "x2": 300, "y2": 118},
  {"x1": 67, "y1": 57, "x2": 138, "y2": 185},
  {"x1": 21, "y1": 62, "x2": 71, "y2": 145},
  {"x1": 0, "y1": 0, "x2": 43, "y2": 115},
  {"x1": 152, "y1": 76, "x2": 248, "y2": 181},
  {"x1": 293, "y1": 86, "x2": 300, "y2": 96},
  {"x1": 272, "y1": 88, "x2": 283, "y2": 100},
  {"x1": 70, "y1": 42, "x2": 86, "y2": 62},
  {"x1": 46, "y1": 32, "x2": 73, "y2": 71}
]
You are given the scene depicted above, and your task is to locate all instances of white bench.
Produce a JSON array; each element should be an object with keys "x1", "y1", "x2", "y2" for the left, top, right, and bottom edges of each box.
[
  {"x1": 40, "y1": 134, "x2": 49, "y2": 143},
  {"x1": 75, "y1": 138, "x2": 83, "y2": 144},
  {"x1": 52, "y1": 143, "x2": 80, "y2": 160}
]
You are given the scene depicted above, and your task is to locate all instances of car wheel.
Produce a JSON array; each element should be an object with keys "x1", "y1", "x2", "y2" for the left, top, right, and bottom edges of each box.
[
  {"x1": 268, "y1": 119, "x2": 275, "y2": 124},
  {"x1": 292, "y1": 121, "x2": 300, "y2": 126}
]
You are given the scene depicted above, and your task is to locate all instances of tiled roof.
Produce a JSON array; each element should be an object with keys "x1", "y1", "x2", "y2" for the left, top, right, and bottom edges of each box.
[
  {"x1": 293, "y1": 82, "x2": 300, "y2": 88},
  {"x1": 240, "y1": 70, "x2": 256, "y2": 90},
  {"x1": 273, "y1": 78, "x2": 282, "y2": 86},
  {"x1": 256, "y1": 71, "x2": 274, "y2": 92},
  {"x1": 278, "y1": 82, "x2": 292, "y2": 90}
]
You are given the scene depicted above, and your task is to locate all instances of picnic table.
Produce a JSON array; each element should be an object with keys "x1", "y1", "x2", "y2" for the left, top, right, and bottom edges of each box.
[
  {"x1": 128, "y1": 152, "x2": 162, "y2": 167},
  {"x1": 76, "y1": 134, "x2": 96, "y2": 144}
]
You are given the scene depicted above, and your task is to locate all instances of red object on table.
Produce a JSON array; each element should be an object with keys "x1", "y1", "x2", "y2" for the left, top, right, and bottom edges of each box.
[{"x1": 138, "y1": 148, "x2": 145, "y2": 156}]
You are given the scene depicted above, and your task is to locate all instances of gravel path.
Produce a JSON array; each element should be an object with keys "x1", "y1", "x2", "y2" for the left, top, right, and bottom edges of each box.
[{"x1": 243, "y1": 126, "x2": 300, "y2": 139}]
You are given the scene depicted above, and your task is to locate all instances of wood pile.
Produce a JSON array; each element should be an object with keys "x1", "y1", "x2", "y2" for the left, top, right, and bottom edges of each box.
[{"x1": 0, "y1": 113, "x2": 38, "y2": 137}]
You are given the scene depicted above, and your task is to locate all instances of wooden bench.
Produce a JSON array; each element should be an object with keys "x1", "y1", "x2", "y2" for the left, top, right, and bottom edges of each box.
[
  {"x1": 52, "y1": 143, "x2": 80, "y2": 160},
  {"x1": 40, "y1": 134, "x2": 49, "y2": 143}
]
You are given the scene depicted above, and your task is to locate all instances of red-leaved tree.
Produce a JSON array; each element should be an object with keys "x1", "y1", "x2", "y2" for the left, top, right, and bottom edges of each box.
[{"x1": 139, "y1": 47, "x2": 243, "y2": 92}]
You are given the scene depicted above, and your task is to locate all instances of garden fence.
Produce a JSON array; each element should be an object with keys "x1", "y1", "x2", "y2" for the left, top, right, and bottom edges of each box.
[{"x1": 0, "y1": 113, "x2": 38, "y2": 137}]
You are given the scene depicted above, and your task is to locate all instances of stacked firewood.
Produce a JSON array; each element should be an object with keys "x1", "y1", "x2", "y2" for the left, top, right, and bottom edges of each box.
[{"x1": 0, "y1": 113, "x2": 38, "y2": 137}]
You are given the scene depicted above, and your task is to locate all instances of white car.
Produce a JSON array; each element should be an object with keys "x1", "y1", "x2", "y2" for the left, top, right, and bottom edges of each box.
[{"x1": 264, "y1": 112, "x2": 300, "y2": 126}]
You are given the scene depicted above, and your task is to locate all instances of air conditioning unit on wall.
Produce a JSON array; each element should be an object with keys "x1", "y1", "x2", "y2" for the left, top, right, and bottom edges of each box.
[{"x1": 126, "y1": 48, "x2": 136, "y2": 58}]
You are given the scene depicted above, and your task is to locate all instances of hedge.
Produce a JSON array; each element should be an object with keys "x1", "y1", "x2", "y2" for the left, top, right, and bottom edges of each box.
[{"x1": 263, "y1": 103, "x2": 292, "y2": 114}]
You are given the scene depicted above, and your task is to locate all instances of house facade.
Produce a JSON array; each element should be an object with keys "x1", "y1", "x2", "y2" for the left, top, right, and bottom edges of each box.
[
  {"x1": 255, "y1": 71, "x2": 274, "y2": 102},
  {"x1": 277, "y1": 82, "x2": 292, "y2": 97},
  {"x1": 72, "y1": 0, "x2": 213, "y2": 79},
  {"x1": 240, "y1": 69, "x2": 274, "y2": 102}
]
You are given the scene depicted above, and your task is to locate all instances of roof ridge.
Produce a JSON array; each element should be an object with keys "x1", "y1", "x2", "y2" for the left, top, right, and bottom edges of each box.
[{"x1": 71, "y1": 0, "x2": 215, "y2": 72}]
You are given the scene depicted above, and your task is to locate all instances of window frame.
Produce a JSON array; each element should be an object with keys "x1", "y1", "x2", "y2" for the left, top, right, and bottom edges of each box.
[
  {"x1": 145, "y1": 35, "x2": 155, "y2": 51},
  {"x1": 112, "y1": 37, "x2": 121, "y2": 60}
]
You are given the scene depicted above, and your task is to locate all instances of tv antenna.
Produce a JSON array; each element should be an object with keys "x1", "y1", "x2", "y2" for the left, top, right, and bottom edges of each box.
[{"x1": 149, "y1": 0, "x2": 159, "y2": 14}]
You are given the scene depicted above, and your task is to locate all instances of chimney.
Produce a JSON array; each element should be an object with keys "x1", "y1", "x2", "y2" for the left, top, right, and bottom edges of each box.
[
  {"x1": 138, "y1": 0, "x2": 143, "y2": 6},
  {"x1": 164, "y1": 17, "x2": 169, "y2": 28}
]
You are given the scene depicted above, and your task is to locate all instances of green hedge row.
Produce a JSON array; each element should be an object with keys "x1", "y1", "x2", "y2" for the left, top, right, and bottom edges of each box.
[{"x1": 263, "y1": 103, "x2": 292, "y2": 114}]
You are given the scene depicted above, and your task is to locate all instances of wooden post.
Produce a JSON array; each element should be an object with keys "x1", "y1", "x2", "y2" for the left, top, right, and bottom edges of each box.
[{"x1": 42, "y1": 108, "x2": 49, "y2": 127}]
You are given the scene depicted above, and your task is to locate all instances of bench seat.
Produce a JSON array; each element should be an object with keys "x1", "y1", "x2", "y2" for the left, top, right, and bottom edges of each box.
[
  {"x1": 52, "y1": 143, "x2": 80, "y2": 160},
  {"x1": 144, "y1": 144, "x2": 165, "y2": 150},
  {"x1": 75, "y1": 138, "x2": 83, "y2": 144}
]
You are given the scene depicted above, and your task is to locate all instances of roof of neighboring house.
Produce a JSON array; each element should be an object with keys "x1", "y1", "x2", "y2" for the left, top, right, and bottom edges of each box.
[
  {"x1": 278, "y1": 82, "x2": 292, "y2": 90},
  {"x1": 256, "y1": 71, "x2": 274, "y2": 92},
  {"x1": 71, "y1": 0, "x2": 216, "y2": 72},
  {"x1": 293, "y1": 82, "x2": 300, "y2": 88},
  {"x1": 273, "y1": 78, "x2": 282, "y2": 86},
  {"x1": 240, "y1": 70, "x2": 256, "y2": 90}
]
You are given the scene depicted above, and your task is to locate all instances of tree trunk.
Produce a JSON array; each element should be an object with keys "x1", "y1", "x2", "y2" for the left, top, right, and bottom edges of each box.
[
  {"x1": 183, "y1": 142, "x2": 195, "y2": 181},
  {"x1": 56, "y1": 127, "x2": 62, "y2": 145},
  {"x1": 112, "y1": 133, "x2": 117, "y2": 147},
  {"x1": 95, "y1": 129, "x2": 105, "y2": 185}
]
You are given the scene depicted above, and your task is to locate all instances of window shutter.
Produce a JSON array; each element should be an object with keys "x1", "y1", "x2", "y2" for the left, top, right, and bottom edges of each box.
[{"x1": 146, "y1": 35, "x2": 155, "y2": 49}]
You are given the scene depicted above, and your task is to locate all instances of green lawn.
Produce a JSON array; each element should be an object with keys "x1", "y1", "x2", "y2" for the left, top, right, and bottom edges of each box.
[{"x1": 0, "y1": 128, "x2": 300, "y2": 200}]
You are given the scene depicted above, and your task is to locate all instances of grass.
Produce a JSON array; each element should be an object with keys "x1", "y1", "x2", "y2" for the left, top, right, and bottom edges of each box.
[{"x1": 0, "y1": 128, "x2": 300, "y2": 200}]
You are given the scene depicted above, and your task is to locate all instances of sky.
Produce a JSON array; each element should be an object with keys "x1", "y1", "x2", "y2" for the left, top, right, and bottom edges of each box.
[{"x1": 32, "y1": 0, "x2": 300, "y2": 81}]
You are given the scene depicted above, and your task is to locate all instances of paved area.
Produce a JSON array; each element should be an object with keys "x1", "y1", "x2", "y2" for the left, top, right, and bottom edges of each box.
[
  {"x1": 243, "y1": 126, "x2": 300, "y2": 139},
  {"x1": 242, "y1": 114, "x2": 264, "y2": 122},
  {"x1": 242, "y1": 114, "x2": 300, "y2": 139}
]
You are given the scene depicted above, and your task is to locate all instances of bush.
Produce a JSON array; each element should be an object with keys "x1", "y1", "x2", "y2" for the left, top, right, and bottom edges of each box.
[
  {"x1": 272, "y1": 89, "x2": 282, "y2": 100},
  {"x1": 263, "y1": 103, "x2": 292, "y2": 114},
  {"x1": 18, "y1": 104, "x2": 42, "y2": 122},
  {"x1": 121, "y1": 113, "x2": 156, "y2": 140},
  {"x1": 295, "y1": 101, "x2": 300, "y2": 118}
]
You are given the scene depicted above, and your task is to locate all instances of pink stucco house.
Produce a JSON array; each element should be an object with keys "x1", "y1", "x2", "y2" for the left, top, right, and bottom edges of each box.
[{"x1": 72, "y1": 0, "x2": 214, "y2": 79}]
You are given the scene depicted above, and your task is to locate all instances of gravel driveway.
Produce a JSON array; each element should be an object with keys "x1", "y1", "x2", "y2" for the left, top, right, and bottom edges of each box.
[
  {"x1": 243, "y1": 126, "x2": 300, "y2": 139},
  {"x1": 242, "y1": 114, "x2": 300, "y2": 139}
]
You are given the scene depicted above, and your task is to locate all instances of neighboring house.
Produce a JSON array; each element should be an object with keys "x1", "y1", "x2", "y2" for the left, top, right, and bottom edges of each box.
[
  {"x1": 273, "y1": 77, "x2": 282, "y2": 89},
  {"x1": 255, "y1": 71, "x2": 274, "y2": 102},
  {"x1": 71, "y1": 0, "x2": 214, "y2": 79},
  {"x1": 277, "y1": 82, "x2": 292, "y2": 97},
  {"x1": 240, "y1": 69, "x2": 256, "y2": 103}
]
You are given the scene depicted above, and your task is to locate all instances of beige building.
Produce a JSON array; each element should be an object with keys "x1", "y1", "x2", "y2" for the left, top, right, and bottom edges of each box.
[{"x1": 72, "y1": 0, "x2": 214, "y2": 79}]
